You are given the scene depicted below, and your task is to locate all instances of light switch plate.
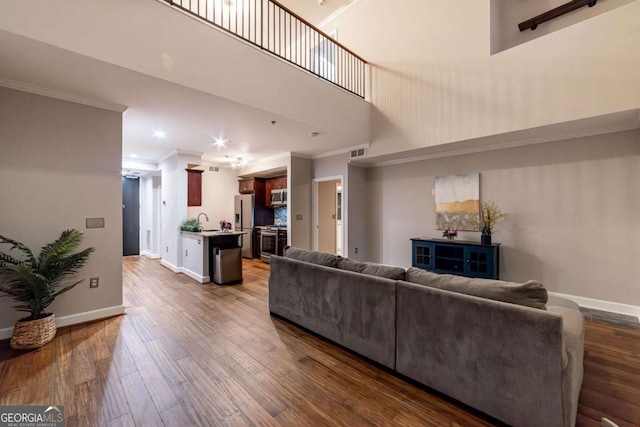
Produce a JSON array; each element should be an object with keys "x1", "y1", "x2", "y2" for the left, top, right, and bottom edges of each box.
[
  {"x1": 296, "y1": 214, "x2": 303, "y2": 220},
  {"x1": 89, "y1": 277, "x2": 99, "y2": 288},
  {"x1": 86, "y1": 217, "x2": 105, "y2": 228}
]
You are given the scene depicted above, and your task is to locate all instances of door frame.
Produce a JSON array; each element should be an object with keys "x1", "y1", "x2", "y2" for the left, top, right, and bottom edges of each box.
[{"x1": 312, "y1": 175, "x2": 344, "y2": 254}]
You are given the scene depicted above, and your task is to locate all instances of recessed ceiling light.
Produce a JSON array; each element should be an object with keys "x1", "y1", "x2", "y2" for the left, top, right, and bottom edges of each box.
[
  {"x1": 213, "y1": 138, "x2": 228, "y2": 148},
  {"x1": 130, "y1": 153, "x2": 138, "y2": 158},
  {"x1": 153, "y1": 130, "x2": 166, "y2": 139}
]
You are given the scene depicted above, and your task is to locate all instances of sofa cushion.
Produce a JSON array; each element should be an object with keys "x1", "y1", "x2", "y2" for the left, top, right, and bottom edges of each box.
[
  {"x1": 337, "y1": 257, "x2": 406, "y2": 280},
  {"x1": 405, "y1": 267, "x2": 548, "y2": 309},
  {"x1": 283, "y1": 246, "x2": 337, "y2": 267}
]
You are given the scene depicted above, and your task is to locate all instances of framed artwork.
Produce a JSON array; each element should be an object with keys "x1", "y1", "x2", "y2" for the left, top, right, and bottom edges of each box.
[{"x1": 435, "y1": 173, "x2": 480, "y2": 231}]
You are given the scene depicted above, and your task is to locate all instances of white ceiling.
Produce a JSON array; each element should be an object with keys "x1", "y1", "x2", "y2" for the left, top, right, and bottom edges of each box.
[
  {"x1": 277, "y1": 0, "x2": 352, "y2": 26},
  {"x1": 0, "y1": 25, "x2": 359, "y2": 168}
]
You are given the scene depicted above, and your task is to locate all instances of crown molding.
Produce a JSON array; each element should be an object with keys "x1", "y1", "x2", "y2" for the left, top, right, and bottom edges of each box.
[
  {"x1": 158, "y1": 149, "x2": 204, "y2": 164},
  {"x1": 0, "y1": 77, "x2": 128, "y2": 113},
  {"x1": 312, "y1": 143, "x2": 370, "y2": 160},
  {"x1": 363, "y1": 114, "x2": 640, "y2": 168},
  {"x1": 318, "y1": 0, "x2": 360, "y2": 29}
]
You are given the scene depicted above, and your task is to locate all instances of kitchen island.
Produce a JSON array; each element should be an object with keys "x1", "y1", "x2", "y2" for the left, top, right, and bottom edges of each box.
[{"x1": 180, "y1": 231, "x2": 247, "y2": 285}]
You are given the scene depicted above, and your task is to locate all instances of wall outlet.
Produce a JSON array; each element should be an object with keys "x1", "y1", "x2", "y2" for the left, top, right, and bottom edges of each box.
[
  {"x1": 166, "y1": 246, "x2": 169, "y2": 253},
  {"x1": 86, "y1": 217, "x2": 105, "y2": 229},
  {"x1": 185, "y1": 250, "x2": 188, "y2": 257},
  {"x1": 296, "y1": 214, "x2": 303, "y2": 220},
  {"x1": 354, "y1": 247, "x2": 359, "y2": 254},
  {"x1": 89, "y1": 277, "x2": 99, "y2": 288}
]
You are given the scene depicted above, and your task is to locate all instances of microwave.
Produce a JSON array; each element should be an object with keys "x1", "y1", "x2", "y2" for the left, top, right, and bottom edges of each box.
[{"x1": 270, "y1": 189, "x2": 287, "y2": 206}]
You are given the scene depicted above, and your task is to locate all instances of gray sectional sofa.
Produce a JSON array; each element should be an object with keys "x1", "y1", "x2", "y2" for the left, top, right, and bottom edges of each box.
[{"x1": 268, "y1": 247, "x2": 585, "y2": 427}]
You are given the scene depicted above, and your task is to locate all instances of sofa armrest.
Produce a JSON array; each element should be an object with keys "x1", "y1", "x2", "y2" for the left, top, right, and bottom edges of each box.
[{"x1": 547, "y1": 305, "x2": 585, "y2": 427}]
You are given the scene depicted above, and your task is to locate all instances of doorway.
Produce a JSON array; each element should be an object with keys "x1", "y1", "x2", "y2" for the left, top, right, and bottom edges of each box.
[
  {"x1": 122, "y1": 176, "x2": 140, "y2": 256},
  {"x1": 314, "y1": 177, "x2": 343, "y2": 255}
]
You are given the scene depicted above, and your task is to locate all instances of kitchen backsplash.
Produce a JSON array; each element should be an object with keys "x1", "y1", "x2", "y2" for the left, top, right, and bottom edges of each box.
[{"x1": 274, "y1": 206, "x2": 287, "y2": 226}]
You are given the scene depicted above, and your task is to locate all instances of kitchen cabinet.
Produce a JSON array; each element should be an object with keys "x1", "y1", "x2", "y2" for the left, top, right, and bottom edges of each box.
[
  {"x1": 277, "y1": 229, "x2": 287, "y2": 256},
  {"x1": 186, "y1": 169, "x2": 204, "y2": 206},
  {"x1": 253, "y1": 228, "x2": 261, "y2": 259},
  {"x1": 239, "y1": 178, "x2": 255, "y2": 194},
  {"x1": 411, "y1": 238, "x2": 500, "y2": 279},
  {"x1": 265, "y1": 176, "x2": 287, "y2": 207}
]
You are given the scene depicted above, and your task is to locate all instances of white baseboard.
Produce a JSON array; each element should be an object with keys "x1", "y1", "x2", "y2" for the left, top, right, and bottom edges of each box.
[
  {"x1": 160, "y1": 259, "x2": 209, "y2": 283},
  {"x1": 160, "y1": 259, "x2": 179, "y2": 273},
  {"x1": 180, "y1": 268, "x2": 210, "y2": 284},
  {"x1": 549, "y1": 291, "x2": 640, "y2": 319},
  {"x1": 0, "y1": 305, "x2": 126, "y2": 340},
  {"x1": 141, "y1": 250, "x2": 161, "y2": 259}
]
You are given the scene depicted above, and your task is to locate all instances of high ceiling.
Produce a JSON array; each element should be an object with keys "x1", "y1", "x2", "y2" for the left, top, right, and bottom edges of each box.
[
  {"x1": 0, "y1": 0, "x2": 357, "y2": 170},
  {"x1": 277, "y1": 0, "x2": 352, "y2": 26}
]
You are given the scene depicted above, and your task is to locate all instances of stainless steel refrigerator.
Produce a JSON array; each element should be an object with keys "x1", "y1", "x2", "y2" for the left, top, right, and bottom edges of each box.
[{"x1": 234, "y1": 194, "x2": 254, "y2": 258}]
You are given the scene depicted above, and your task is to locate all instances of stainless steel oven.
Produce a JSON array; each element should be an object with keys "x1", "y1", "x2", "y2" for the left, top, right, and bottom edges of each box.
[{"x1": 260, "y1": 229, "x2": 278, "y2": 263}]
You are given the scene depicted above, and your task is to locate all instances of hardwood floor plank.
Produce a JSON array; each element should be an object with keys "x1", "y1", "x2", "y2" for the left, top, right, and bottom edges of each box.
[
  {"x1": 119, "y1": 371, "x2": 164, "y2": 427},
  {"x1": 0, "y1": 256, "x2": 638, "y2": 426}
]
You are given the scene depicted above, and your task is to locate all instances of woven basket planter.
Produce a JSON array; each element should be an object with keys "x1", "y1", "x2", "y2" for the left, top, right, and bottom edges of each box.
[{"x1": 10, "y1": 314, "x2": 57, "y2": 350}]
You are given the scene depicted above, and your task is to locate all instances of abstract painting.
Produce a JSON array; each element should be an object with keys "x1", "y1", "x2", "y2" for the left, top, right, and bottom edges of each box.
[{"x1": 435, "y1": 173, "x2": 480, "y2": 231}]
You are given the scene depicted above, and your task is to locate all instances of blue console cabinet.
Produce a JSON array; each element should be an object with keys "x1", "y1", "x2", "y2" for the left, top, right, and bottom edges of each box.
[{"x1": 411, "y1": 238, "x2": 500, "y2": 279}]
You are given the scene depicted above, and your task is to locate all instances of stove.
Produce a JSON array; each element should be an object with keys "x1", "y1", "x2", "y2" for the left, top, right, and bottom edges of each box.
[{"x1": 258, "y1": 225, "x2": 287, "y2": 262}]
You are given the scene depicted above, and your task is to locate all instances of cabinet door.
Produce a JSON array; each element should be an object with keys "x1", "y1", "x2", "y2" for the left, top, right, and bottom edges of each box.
[
  {"x1": 239, "y1": 179, "x2": 255, "y2": 194},
  {"x1": 412, "y1": 241, "x2": 434, "y2": 270},
  {"x1": 464, "y1": 246, "x2": 496, "y2": 279},
  {"x1": 278, "y1": 231, "x2": 287, "y2": 256},
  {"x1": 265, "y1": 179, "x2": 273, "y2": 207},
  {"x1": 187, "y1": 170, "x2": 204, "y2": 206}
]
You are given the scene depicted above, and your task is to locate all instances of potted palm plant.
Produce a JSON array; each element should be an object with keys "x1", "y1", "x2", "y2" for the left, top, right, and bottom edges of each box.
[{"x1": 0, "y1": 229, "x2": 94, "y2": 350}]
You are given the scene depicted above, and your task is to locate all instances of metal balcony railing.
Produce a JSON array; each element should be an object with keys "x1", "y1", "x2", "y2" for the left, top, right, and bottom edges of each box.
[{"x1": 163, "y1": 0, "x2": 367, "y2": 98}]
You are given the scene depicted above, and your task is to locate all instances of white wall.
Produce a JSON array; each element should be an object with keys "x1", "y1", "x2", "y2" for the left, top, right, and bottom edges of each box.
[
  {"x1": 290, "y1": 156, "x2": 313, "y2": 249},
  {"x1": 0, "y1": 87, "x2": 123, "y2": 330},
  {"x1": 347, "y1": 164, "x2": 369, "y2": 261},
  {"x1": 187, "y1": 164, "x2": 238, "y2": 229},
  {"x1": 322, "y1": 0, "x2": 640, "y2": 159},
  {"x1": 366, "y1": 130, "x2": 640, "y2": 306},
  {"x1": 160, "y1": 152, "x2": 201, "y2": 270},
  {"x1": 140, "y1": 175, "x2": 161, "y2": 258},
  {"x1": 490, "y1": 0, "x2": 635, "y2": 53}
]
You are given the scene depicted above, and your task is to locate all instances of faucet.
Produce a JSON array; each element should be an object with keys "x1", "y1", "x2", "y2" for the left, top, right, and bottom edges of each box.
[{"x1": 197, "y1": 213, "x2": 209, "y2": 225}]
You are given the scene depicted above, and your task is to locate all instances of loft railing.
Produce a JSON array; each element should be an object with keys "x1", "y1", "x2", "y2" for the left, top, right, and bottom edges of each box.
[{"x1": 163, "y1": 0, "x2": 367, "y2": 98}]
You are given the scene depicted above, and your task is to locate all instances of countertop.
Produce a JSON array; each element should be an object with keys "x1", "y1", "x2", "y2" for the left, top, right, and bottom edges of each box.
[{"x1": 181, "y1": 230, "x2": 248, "y2": 237}]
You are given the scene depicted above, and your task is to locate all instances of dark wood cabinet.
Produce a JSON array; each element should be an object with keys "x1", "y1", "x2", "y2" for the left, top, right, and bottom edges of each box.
[
  {"x1": 186, "y1": 169, "x2": 204, "y2": 207},
  {"x1": 265, "y1": 176, "x2": 287, "y2": 207},
  {"x1": 277, "y1": 229, "x2": 287, "y2": 256},
  {"x1": 411, "y1": 238, "x2": 500, "y2": 279},
  {"x1": 253, "y1": 228, "x2": 262, "y2": 259},
  {"x1": 239, "y1": 179, "x2": 255, "y2": 194},
  {"x1": 265, "y1": 179, "x2": 273, "y2": 207}
]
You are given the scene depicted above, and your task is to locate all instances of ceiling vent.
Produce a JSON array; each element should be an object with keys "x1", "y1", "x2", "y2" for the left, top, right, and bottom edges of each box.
[
  {"x1": 350, "y1": 148, "x2": 366, "y2": 159},
  {"x1": 209, "y1": 166, "x2": 220, "y2": 172}
]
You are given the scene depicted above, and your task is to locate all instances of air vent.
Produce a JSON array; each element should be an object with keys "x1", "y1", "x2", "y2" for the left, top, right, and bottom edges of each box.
[
  {"x1": 350, "y1": 148, "x2": 366, "y2": 159},
  {"x1": 209, "y1": 166, "x2": 220, "y2": 172}
]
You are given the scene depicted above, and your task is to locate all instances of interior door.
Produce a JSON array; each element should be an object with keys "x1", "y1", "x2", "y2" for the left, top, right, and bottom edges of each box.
[{"x1": 122, "y1": 177, "x2": 140, "y2": 256}]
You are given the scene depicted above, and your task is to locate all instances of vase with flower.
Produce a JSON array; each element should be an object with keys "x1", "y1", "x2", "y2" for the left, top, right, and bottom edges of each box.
[
  {"x1": 478, "y1": 201, "x2": 506, "y2": 245},
  {"x1": 219, "y1": 220, "x2": 232, "y2": 232}
]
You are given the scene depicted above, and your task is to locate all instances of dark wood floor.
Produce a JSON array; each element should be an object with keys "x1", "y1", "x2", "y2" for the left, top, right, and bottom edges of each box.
[{"x1": 1, "y1": 257, "x2": 639, "y2": 426}]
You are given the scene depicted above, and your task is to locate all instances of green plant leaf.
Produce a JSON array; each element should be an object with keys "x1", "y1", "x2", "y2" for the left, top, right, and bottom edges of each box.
[{"x1": 0, "y1": 229, "x2": 94, "y2": 319}]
